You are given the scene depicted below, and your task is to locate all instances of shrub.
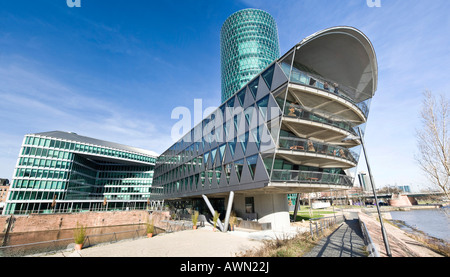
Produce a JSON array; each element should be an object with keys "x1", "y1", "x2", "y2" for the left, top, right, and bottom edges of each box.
[
  {"x1": 192, "y1": 211, "x2": 199, "y2": 226},
  {"x1": 146, "y1": 219, "x2": 155, "y2": 234},
  {"x1": 213, "y1": 210, "x2": 220, "y2": 229},
  {"x1": 73, "y1": 222, "x2": 87, "y2": 245}
]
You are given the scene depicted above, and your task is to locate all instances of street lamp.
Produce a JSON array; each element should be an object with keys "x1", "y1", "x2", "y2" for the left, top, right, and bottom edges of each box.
[{"x1": 353, "y1": 127, "x2": 392, "y2": 257}]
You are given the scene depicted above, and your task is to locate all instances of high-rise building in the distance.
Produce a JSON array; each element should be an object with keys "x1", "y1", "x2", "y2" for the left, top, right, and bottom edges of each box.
[{"x1": 220, "y1": 9, "x2": 280, "y2": 103}]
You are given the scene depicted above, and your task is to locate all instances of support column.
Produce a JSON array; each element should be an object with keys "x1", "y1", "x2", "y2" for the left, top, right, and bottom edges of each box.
[
  {"x1": 223, "y1": 191, "x2": 235, "y2": 233},
  {"x1": 202, "y1": 195, "x2": 224, "y2": 231}
]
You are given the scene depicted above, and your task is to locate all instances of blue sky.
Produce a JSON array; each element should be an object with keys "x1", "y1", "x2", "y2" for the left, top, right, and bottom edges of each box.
[{"x1": 1, "y1": 0, "x2": 449, "y2": 192}]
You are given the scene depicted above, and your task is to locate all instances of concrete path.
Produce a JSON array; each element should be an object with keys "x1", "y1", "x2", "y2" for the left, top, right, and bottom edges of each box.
[
  {"x1": 304, "y1": 216, "x2": 367, "y2": 257},
  {"x1": 40, "y1": 225, "x2": 308, "y2": 257}
]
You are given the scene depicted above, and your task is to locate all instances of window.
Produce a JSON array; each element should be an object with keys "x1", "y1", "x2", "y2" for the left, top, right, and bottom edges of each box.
[
  {"x1": 261, "y1": 64, "x2": 275, "y2": 90},
  {"x1": 237, "y1": 88, "x2": 246, "y2": 106},
  {"x1": 256, "y1": 95, "x2": 269, "y2": 120},
  {"x1": 239, "y1": 132, "x2": 249, "y2": 154},
  {"x1": 234, "y1": 159, "x2": 244, "y2": 182},
  {"x1": 246, "y1": 154, "x2": 258, "y2": 180},
  {"x1": 245, "y1": 197, "x2": 255, "y2": 213}
]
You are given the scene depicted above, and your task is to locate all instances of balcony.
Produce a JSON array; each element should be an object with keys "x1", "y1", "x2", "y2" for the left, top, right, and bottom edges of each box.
[
  {"x1": 271, "y1": 169, "x2": 354, "y2": 187},
  {"x1": 281, "y1": 64, "x2": 370, "y2": 124},
  {"x1": 277, "y1": 137, "x2": 359, "y2": 169},
  {"x1": 281, "y1": 102, "x2": 361, "y2": 146}
]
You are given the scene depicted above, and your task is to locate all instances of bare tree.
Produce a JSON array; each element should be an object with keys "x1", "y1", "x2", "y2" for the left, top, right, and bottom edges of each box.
[{"x1": 415, "y1": 91, "x2": 449, "y2": 200}]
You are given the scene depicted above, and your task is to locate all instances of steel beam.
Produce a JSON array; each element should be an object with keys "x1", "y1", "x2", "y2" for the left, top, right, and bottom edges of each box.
[
  {"x1": 223, "y1": 191, "x2": 235, "y2": 232},
  {"x1": 202, "y1": 194, "x2": 224, "y2": 231}
]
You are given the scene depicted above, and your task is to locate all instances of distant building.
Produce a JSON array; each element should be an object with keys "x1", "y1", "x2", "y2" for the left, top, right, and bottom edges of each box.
[
  {"x1": 0, "y1": 179, "x2": 10, "y2": 212},
  {"x1": 397, "y1": 185, "x2": 411, "y2": 193},
  {"x1": 220, "y1": 8, "x2": 280, "y2": 103},
  {"x1": 3, "y1": 131, "x2": 158, "y2": 215},
  {"x1": 358, "y1": 172, "x2": 372, "y2": 192}
]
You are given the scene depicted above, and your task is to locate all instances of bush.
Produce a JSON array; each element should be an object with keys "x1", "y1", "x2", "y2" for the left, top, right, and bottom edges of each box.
[
  {"x1": 146, "y1": 219, "x2": 155, "y2": 234},
  {"x1": 213, "y1": 210, "x2": 220, "y2": 229},
  {"x1": 73, "y1": 222, "x2": 87, "y2": 245},
  {"x1": 192, "y1": 211, "x2": 199, "y2": 226}
]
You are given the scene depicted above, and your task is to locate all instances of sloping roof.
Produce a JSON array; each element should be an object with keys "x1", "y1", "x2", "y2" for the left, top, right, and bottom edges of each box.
[{"x1": 31, "y1": 131, "x2": 159, "y2": 157}]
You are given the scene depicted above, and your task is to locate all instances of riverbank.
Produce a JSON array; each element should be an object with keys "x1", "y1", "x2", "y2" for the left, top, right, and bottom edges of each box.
[
  {"x1": 297, "y1": 205, "x2": 448, "y2": 257},
  {"x1": 357, "y1": 211, "x2": 445, "y2": 257}
]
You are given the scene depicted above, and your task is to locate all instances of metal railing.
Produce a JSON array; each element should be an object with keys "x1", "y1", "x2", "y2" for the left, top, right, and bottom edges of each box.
[
  {"x1": 359, "y1": 219, "x2": 380, "y2": 257},
  {"x1": 271, "y1": 169, "x2": 354, "y2": 187},
  {"x1": 278, "y1": 136, "x2": 359, "y2": 164},
  {"x1": 3, "y1": 206, "x2": 164, "y2": 216},
  {"x1": 283, "y1": 102, "x2": 358, "y2": 136},
  {"x1": 0, "y1": 226, "x2": 152, "y2": 257},
  {"x1": 309, "y1": 214, "x2": 344, "y2": 238},
  {"x1": 287, "y1": 66, "x2": 370, "y2": 118},
  {"x1": 160, "y1": 220, "x2": 194, "y2": 233}
]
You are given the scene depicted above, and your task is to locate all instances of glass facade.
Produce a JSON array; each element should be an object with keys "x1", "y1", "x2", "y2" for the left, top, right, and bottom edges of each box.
[
  {"x1": 220, "y1": 9, "x2": 280, "y2": 103},
  {"x1": 154, "y1": 45, "x2": 374, "y2": 201},
  {"x1": 3, "y1": 132, "x2": 158, "y2": 215}
]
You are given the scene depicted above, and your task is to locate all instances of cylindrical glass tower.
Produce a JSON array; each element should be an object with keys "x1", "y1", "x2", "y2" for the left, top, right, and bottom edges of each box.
[{"x1": 220, "y1": 9, "x2": 280, "y2": 103}]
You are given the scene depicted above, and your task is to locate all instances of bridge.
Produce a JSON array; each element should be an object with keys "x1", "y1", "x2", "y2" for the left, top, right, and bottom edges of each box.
[{"x1": 314, "y1": 191, "x2": 447, "y2": 203}]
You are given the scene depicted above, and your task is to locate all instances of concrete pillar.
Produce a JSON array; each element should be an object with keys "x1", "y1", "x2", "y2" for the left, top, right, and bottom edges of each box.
[
  {"x1": 256, "y1": 194, "x2": 290, "y2": 231},
  {"x1": 223, "y1": 191, "x2": 235, "y2": 232}
]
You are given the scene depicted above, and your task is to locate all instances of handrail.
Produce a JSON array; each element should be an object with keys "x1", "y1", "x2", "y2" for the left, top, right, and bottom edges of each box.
[
  {"x1": 285, "y1": 65, "x2": 370, "y2": 117},
  {"x1": 359, "y1": 219, "x2": 380, "y2": 257},
  {"x1": 309, "y1": 214, "x2": 344, "y2": 238},
  {"x1": 278, "y1": 136, "x2": 359, "y2": 164},
  {"x1": 283, "y1": 102, "x2": 358, "y2": 136},
  {"x1": 0, "y1": 227, "x2": 149, "y2": 257},
  {"x1": 271, "y1": 169, "x2": 354, "y2": 187}
]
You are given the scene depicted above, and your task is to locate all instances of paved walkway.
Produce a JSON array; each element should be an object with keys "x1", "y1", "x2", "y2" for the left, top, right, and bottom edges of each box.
[
  {"x1": 40, "y1": 225, "x2": 308, "y2": 257},
  {"x1": 304, "y1": 215, "x2": 367, "y2": 257}
]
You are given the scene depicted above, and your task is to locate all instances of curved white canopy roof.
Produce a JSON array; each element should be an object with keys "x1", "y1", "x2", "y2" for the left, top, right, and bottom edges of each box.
[{"x1": 281, "y1": 26, "x2": 378, "y2": 102}]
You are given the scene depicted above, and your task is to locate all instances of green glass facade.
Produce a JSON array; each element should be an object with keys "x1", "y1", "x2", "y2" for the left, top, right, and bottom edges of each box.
[
  {"x1": 220, "y1": 9, "x2": 280, "y2": 103},
  {"x1": 3, "y1": 131, "x2": 158, "y2": 215}
]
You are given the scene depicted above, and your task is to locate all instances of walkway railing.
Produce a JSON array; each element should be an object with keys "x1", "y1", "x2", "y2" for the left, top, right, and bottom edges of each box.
[
  {"x1": 359, "y1": 219, "x2": 380, "y2": 257},
  {"x1": 0, "y1": 226, "x2": 151, "y2": 257},
  {"x1": 309, "y1": 214, "x2": 345, "y2": 238}
]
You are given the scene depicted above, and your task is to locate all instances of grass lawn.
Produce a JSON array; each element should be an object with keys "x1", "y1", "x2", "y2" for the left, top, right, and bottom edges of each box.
[{"x1": 290, "y1": 206, "x2": 337, "y2": 221}]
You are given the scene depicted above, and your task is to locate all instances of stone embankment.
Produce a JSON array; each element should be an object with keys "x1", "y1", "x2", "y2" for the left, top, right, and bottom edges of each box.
[
  {"x1": 357, "y1": 211, "x2": 443, "y2": 257},
  {"x1": 1, "y1": 210, "x2": 171, "y2": 247}
]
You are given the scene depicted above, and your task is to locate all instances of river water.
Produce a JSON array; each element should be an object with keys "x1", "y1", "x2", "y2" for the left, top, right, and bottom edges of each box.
[{"x1": 389, "y1": 208, "x2": 450, "y2": 243}]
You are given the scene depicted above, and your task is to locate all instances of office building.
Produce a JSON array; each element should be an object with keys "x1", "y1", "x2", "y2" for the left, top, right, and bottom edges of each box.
[
  {"x1": 221, "y1": 8, "x2": 280, "y2": 103},
  {"x1": 358, "y1": 172, "x2": 372, "y2": 192},
  {"x1": 3, "y1": 131, "x2": 158, "y2": 215},
  {"x1": 153, "y1": 26, "x2": 378, "y2": 230}
]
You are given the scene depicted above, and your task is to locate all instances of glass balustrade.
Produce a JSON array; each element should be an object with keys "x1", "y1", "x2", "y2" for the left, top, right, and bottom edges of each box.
[
  {"x1": 271, "y1": 169, "x2": 354, "y2": 186},
  {"x1": 282, "y1": 64, "x2": 370, "y2": 118},
  {"x1": 278, "y1": 137, "x2": 359, "y2": 164},
  {"x1": 282, "y1": 102, "x2": 358, "y2": 136}
]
